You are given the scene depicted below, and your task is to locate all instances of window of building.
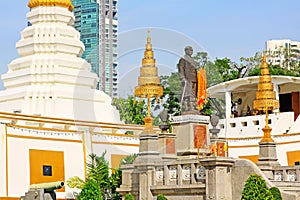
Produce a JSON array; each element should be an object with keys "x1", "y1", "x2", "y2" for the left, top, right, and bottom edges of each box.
[{"x1": 43, "y1": 165, "x2": 52, "y2": 176}]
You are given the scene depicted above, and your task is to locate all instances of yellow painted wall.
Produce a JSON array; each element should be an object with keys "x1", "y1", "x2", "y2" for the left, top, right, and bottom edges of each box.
[
  {"x1": 287, "y1": 150, "x2": 300, "y2": 166},
  {"x1": 111, "y1": 154, "x2": 129, "y2": 169},
  {"x1": 29, "y1": 149, "x2": 65, "y2": 192},
  {"x1": 239, "y1": 155, "x2": 259, "y2": 164}
]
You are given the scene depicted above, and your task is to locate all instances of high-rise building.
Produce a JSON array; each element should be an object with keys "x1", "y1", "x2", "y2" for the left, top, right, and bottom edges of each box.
[
  {"x1": 72, "y1": 0, "x2": 118, "y2": 97},
  {"x1": 266, "y1": 39, "x2": 300, "y2": 69}
]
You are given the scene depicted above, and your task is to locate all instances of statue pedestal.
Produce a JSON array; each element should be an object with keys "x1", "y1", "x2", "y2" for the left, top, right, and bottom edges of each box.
[
  {"x1": 257, "y1": 141, "x2": 280, "y2": 179},
  {"x1": 170, "y1": 115, "x2": 210, "y2": 157}
]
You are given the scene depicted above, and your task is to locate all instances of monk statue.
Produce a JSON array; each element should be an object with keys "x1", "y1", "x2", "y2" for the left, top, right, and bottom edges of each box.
[{"x1": 178, "y1": 46, "x2": 199, "y2": 113}]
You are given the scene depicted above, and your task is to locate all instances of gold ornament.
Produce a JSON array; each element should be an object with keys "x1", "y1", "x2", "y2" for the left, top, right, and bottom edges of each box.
[
  {"x1": 253, "y1": 53, "x2": 279, "y2": 142},
  {"x1": 134, "y1": 30, "x2": 163, "y2": 133},
  {"x1": 28, "y1": 0, "x2": 74, "y2": 11}
]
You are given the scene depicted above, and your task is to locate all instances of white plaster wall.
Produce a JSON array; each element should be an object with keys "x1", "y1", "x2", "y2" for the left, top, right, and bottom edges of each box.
[
  {"x1": 7, "y1": 137, "x2": 85, "y2": 198},
  {"x1": 0, "y1": 124, "x2": 7, "y2": 197},
  {"x1": 216, "y1": 112, "x2": 294, "y2": 138},
  {"x1": 228, "y1": 146, "x2": 259, "y2": 159},
  {"x1": 272, "y1": 112, "x2": 295, "y2": 134},
  {"x1": 289, "y1": 115, "x2": 300, "y2": 133}
]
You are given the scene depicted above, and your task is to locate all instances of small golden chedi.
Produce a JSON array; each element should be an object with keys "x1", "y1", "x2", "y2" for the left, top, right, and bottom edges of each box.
[{"x1": 134, "y1": 30, "x2": 163, "y2": 133}]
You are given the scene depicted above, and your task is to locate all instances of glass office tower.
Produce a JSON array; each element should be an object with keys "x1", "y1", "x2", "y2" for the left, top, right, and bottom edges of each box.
[{"x1": 72, "y1": 0, "x2": 118, "y2": 97}]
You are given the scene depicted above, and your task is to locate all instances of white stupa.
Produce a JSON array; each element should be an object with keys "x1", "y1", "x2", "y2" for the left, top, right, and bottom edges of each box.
[{"x1": 0, "y1": 0, "x2": 121, "y2": 123}]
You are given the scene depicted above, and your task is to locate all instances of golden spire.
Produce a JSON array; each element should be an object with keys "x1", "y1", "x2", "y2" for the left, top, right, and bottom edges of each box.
[
  {"x1": 134, "y1": 30, "x2": 163, "y2": 134},
  {"x1": 28, "y1": 0, "x2": 74, "y2": 11},
  {"x1": 253, "y1": 52, "x2": 280, "y2": 142}
]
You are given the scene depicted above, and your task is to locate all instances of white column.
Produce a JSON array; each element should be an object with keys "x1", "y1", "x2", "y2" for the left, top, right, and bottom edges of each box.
[
  {"x1": 225, "y1": 91, "x2": 232, "y2": 119},
  {"x1": 274, "y1": 83, "x2": 279, "y2": 100},
  {"x1": 274, "y1": 83, "x2": 280, "y2": 113}
]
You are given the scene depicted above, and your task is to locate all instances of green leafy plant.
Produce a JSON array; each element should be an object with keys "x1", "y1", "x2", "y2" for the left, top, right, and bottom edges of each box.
[
  {"x1": 120, "y1": 154, "x2": 137, "y2": 165},
  {"x1": 87, "y1": 152, "x2": 110, "y2": 197},
  {"x1": 157, "y1": 194, "x2": 168, "y2": 200},
  {"x1": 270, "y1": 187, "x2": 282, "y2": 200},
  {"x1": 77, "y1": 180, "x2": 103, "y2": 200},
  {"x1": 66, "y1": 176, "x2": 85, "y2": 189},
  {"x1": 67, "y1": 152, "x2": 123, "y2": 200},
  {"x1": 124, "y1": 193, "x2": 134, "y2": 200},
  {"x1": 241, "y1": 174, "x2": 274, "y2": 200}
]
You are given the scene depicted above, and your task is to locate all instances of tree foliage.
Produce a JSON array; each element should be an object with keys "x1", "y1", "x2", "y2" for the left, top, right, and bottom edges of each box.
[
  {"x1": 214, "y1": 57, "x2": 249, "y2": 82},
  {"x1": 205, "y1": 61, "x2": 222, "y2": 87},
  {"x1": 248, "y1": 63, "x2": 300, "y2": 77},
  {"x1": 112, "y1": 95, "x2": 147, "y2": 125},
  {"x1": 159, "y1": 72, "x2": 182, "y2": 116},
  {"x1": 77, "y1": 180, "x2": 103, "y2": 200},
  {"x1": 193, "y1": 51, "x2": 208, "y2": 69},
  {"x1": 241, "y1": 174, "x2": 274, "y2": 200}
]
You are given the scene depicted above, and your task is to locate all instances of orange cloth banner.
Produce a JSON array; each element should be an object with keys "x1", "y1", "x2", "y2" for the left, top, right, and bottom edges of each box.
[{"x1": 197, "y1": 67, "x2": 207, "y2": 110}]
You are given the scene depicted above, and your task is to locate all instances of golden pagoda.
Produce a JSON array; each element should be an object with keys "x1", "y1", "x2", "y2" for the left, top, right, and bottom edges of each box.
[
  {"x1": 253, "y1": 54, "x2": 280, "y2": 142},
  {"x1": 28, "y1": 0, "x2": 74, "y2": 11},
  {"x1": 134, "y1": 30, "x2": 163, "y2": 134}
]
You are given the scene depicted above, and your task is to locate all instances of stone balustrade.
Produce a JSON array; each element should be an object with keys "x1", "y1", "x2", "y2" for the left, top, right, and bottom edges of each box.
[
  {"x1": 155, "y1": 159, "x2": 206, "y2": 186},
  {"x1": 272, "y1": 166, "x2": 300, "y2": 182}
]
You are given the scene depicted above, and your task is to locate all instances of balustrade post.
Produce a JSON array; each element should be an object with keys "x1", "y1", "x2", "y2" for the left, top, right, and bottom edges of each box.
[
  {"x1": 178, "y1": 164, "x2": 183, "y2": 185},
  {"x1": 164, "y1": 165, "x2": 169, "y2": 185},
  {"x1": 191, "y1": 163, "x2": 196, "y2": 184},
  {"x1": 283, "y1": 169, "x2": 288, "y2": 181}
]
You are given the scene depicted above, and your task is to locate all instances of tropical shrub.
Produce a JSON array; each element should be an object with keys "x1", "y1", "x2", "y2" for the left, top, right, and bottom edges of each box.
[
  {"x1": 124, "y1": 193, "x2": 134, "y2": 200},
  {"x1": 270, "y1": 187, "x2": 282, "y2": 200},
  {"x1": 157, "y1": 194, "x2": 168, "y2": 200},
  {"x1": 241, "y1": 174, "x2": 274, "y2": 200},
  {"x1": 77, "y1": 180, "x2": 103, "y2": 200},
  {"x1": 68, "y1": 152, "x2": 122, "y2": 200}
]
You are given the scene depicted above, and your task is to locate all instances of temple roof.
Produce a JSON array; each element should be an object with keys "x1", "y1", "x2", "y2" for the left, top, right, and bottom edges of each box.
[{"x1": 28, "y1": 0, "x2": 74, "y2": 11}]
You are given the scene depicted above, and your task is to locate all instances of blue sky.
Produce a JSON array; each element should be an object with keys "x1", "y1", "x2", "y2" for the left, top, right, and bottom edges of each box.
[{"x1": 1, "y1": 1, "x2": 300, "y2": 95}]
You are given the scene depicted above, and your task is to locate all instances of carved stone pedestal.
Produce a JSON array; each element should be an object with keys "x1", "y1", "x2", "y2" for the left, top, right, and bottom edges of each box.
[
  {"x1": 257, "y1": 141, "x2": 280, "y2": 179},
  {"x1": 118, "y1": 132, "x2": 163, "y2": 200},
  {"x1": 200, "y1": 157, "x2": 235, "y2": 200},
  {"x1": 158, "y1": 132, "x2": 177, "y2": 161}
]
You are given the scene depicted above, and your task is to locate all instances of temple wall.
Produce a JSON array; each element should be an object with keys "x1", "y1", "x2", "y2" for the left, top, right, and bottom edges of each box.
[{"x1": 0, "y1": 115, "x2": 141, "y2": 199}]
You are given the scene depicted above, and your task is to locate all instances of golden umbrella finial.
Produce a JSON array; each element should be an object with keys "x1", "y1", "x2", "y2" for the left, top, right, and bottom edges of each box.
[
  {"x1": 134, "y1": 30, "x2": 163, "y2": 134},
  {"x1": 147, "y1": 29, "x2": 151, "y2": 43},
  {"x1": 253, "y1": 51, "x2": 280, "y2": 142}
]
